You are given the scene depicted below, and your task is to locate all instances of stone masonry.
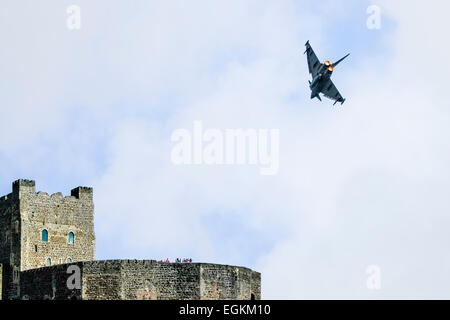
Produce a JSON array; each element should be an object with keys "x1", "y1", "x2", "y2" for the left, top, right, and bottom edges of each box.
[
  {"x1": 0, "y1": 179, "x2": 261, "y2": 300},
  {"x1": 19, "y1": 260, "x2": 261, "y2": 300}
]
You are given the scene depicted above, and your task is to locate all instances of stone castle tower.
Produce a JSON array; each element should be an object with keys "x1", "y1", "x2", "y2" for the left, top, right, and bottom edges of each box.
[
  {"x1": 0, "y1": 179, "x2": 260, "y2": 300},
  {"x1": 0, "y1": 179, "x2": 95, "y2": 298}
]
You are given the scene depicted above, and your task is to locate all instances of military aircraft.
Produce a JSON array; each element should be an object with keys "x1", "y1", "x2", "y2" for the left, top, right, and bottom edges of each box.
[{"x1": 304, "y1": 40, "x2": 349, "y2": 105}]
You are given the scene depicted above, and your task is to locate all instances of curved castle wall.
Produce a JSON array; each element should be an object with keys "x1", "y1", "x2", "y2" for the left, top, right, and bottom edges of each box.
[{"x1": 19, "y1": 260, "x2": 261, "y2": 300}]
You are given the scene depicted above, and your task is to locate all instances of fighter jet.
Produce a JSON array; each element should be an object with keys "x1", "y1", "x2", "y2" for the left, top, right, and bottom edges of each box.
[{"x1": 304, "y1": 40, "x2": 349, "y2": 105}]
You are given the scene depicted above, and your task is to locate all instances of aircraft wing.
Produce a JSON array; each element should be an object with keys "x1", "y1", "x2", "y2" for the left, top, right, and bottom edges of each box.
[
  {"x1": 305, "y1": 41, "x2": 321, "y2": 78},
  {"x1": 320, "y1": 79, "x2": 345, "y2": 105}
]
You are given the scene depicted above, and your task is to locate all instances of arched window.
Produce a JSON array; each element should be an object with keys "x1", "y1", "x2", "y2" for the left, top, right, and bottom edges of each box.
[
  {"x1": 46, "y1": 258, "x2": 51, "y2": 266},
  {"x1": 67, "y1": 258, "x2": 72, "y2": 263},
  {"x1": 251, "y1": 293, "x2": 255, "y2": 300},
  {"x1": 68, "y1": 232, "x2": 74, "y2": 244},
  {"x1": 42, "y1": 229, "x2": 48, "y2": 242}
]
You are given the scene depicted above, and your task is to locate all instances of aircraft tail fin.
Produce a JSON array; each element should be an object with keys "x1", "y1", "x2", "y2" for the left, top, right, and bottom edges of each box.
[{"x1": 332, "y1": 53, "x2": 350, "y2": 68}]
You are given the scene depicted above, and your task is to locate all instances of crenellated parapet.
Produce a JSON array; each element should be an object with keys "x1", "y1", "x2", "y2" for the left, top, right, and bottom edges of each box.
[
  {"x1": 71, "y1": 187, "x2": 93, "y2": 200},
  {"x1": 12, "y1": 179, "x2": 35, "y2": 200}
]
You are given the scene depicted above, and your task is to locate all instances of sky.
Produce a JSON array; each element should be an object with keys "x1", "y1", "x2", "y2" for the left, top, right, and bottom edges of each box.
[{"x1": 1, "y1": 0, "x2": 450, "y2": 299}]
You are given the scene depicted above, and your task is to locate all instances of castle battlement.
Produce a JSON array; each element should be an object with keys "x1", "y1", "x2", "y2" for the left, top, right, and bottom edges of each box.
[
  {"x1": 12, "y1": 179, "x2": 36, "y2": 188},
  {"x1": 50, "y1": 192, "x2": 63, "y2": 199},
  {"x1": 2, "y1": 179, "x2": 93, "y2": 203},
  {"x1": 71, "y1": 186, "x2": 93, "y2": 200},
  {"x1": 12, "y1": 179, "x2": 35, "y2": 198},
  {"x1": 0, "y1": 194, "x2": 11, "y2": 204}
]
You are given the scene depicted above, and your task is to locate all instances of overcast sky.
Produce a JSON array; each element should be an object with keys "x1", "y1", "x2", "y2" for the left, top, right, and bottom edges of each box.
[{"x1": 1, "y1": 0, "x2": 450, "y2": 299}]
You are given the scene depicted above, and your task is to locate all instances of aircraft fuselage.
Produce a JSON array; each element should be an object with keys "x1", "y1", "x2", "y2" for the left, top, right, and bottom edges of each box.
[{"x1": 310, "y1": 64, "x2": 333, "y2": 99}]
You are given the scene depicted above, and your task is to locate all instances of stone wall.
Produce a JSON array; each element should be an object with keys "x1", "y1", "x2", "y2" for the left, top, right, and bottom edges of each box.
[
  {"x1": 0, "y1": 192, "x2": 14, "y2": 264},
  {"x1": 19, "y1": 184, "x2": 95, "y2": 271},
  {"x1": 251, "y1": 270, "x2": 261, "y2": 300},
  {"x1": 0, "y1": 263, "x2": 2, "y2": 300},
  {"x1": 19, "y1": 260, "x2": 261, "y2": 300},
  {"x1": 112, "y1": 260, "x2": 201, "y2": 300},
  {"x1": 81, "y1": 260, "x2": 122, "y2": 300},
  {"x1": 20, "y1": 263, "x2": 82, "y2": 300},
  {"x1": 199, "y1": 263, "x2": 260, "y2": 300},
  {"x1": 0, "y1": 181, "x2": 22, "y2": 299}
]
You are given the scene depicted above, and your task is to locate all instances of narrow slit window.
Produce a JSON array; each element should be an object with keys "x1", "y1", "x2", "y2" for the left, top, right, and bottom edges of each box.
[
  {"x1": 46, "y1": 258, "x2": 51, "y2": 266},
  {"x1": 68, "y1": 232, "x2": 74, "y2": 244},
  {"x1": 42, "y1": 229, "x2": 48, "y2": 242}
]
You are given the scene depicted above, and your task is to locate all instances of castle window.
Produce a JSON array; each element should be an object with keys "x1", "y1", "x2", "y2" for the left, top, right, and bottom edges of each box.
[
  {"x1": 13, "y1": 268, "x2": 19, "y2": 283},
  {"x1": 46, "y1": 258, "x2": 51, "y2": 266},
  {"x1": 68, "y1": 232, "x2": 74, "y2": 244},
  {"x1": 67, "y1": 258, "x2": 72, "y2": 263},
  {"x1": 42, "y1": 229, "x2": 48, "y2": 242}
]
